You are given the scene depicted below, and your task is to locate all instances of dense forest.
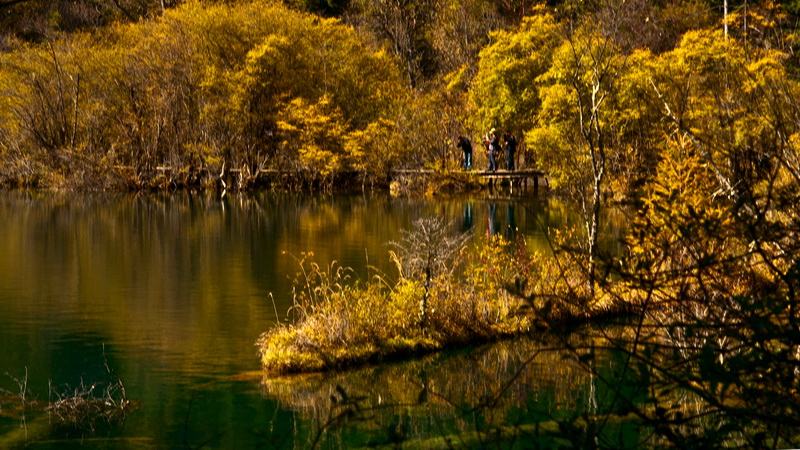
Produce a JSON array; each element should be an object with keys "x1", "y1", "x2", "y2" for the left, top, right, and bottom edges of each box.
[{"x1": 0, "y1": 0, "x2": 798, "y2": 193}]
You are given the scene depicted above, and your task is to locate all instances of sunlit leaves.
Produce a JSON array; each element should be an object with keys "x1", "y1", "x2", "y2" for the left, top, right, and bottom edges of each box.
[
  {"x1": 344, "y1": 118, "x2": 399, "y2": 181},
  {"x1": 277, "y1": 95, "x2": 348, "y2": 178},
  {"x1": 0, "y1": 0, "x2": 406, "y2": 188},
  {"x1": 469, "y1": 10, "x2": 560, "y2": 137}
]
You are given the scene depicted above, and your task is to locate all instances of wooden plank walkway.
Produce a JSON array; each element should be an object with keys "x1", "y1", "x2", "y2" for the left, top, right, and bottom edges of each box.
[
  {"x1": 391, "y1": 168, "x2": 546, "y2": 176},
  {"x1": 472, "y1": 168, "x2": 547, "y2": 178},
  {"x1": 392, "y1": 168, "x2": 549, "y2": 191},
  {"x1": 474, "y1": 169, "x2": 549, "y2": 191}
]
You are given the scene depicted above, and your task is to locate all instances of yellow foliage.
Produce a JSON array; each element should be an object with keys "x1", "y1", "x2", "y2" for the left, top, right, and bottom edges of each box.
[
  {"x1": 277, "y1": 95, "x2": 348, "y2": 178},
  {"x1": 624, "y1": 134, "x2": 751, "y2": 304},
  {"x1": 344, "y1": 118, "x2": 397, "y2": 175},
  {"x1": 469, "y1": 10, "x2": 561, "y2": 136},
  {"x1": 528, "y1": 25, "x2": 631, "y2": 194},
  {"x1": 0, "y1": 0, "x2": 407, "y2": 188}
]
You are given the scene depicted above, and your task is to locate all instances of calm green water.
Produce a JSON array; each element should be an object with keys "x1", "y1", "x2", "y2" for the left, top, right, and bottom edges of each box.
[{"x1": 0, "y1": 191, "x2": 633, "y2": 448}]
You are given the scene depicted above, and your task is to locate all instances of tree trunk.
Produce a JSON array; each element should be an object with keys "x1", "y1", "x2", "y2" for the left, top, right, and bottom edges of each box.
[{"x1": 723, "y1": 0, "x2": 728, "y2": 38}]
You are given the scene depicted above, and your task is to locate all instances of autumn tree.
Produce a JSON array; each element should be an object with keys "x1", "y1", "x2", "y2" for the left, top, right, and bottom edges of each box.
[
  {"x1": 428, "y1": 0, "x2": 513, "y2": 75},
  {"x1": 224, "y1": 10, "x2": 405, "y2": 184},
  {"x1": 0, "y1": 0, "x2": 407, "y2": 189},
  {"x1": 276, "y1": 95, "x2": 348, "y2": 183},
  {"x1": 526, "y1": 24, "x2": 628, "y2": 301},
  {"x1": 612, "y1": 37, "x2": 800, "y2": 445},
  {"x1": 469, "y1": 9, "x2": 560, "y2": 145}
]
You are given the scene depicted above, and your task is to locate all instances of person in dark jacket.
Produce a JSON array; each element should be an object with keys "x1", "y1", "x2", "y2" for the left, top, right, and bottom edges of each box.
[
  {"x1": 457, "y1": 136, "x2": 472, "y2": 170},
  {"x1": 503, "y1": 131, "x2": 517, "y2": 171}
]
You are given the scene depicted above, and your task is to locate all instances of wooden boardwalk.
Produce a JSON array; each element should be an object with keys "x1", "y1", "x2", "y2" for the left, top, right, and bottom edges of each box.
[{"x1": 392, "y1": 168, "x2": 549, "y2": 191}]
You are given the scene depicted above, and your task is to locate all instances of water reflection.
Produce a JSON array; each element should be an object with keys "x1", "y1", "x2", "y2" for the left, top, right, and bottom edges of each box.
[
  {"x1": 481, "y1": 202, "x2": 519, "y2": 241},
  {"x1": 505, "y1": 204, "x2": 517, "y2": 240},
  {"x1": 260, "y1": 329, "x2": 641, "y2": 448},
  {"x1": 462, "y1": 202, "x2": 473, "y2": 231},
  {"x1": 0, "y1": 190, "x2": 626, "y2": 447},
  {"x1": 487, "y1": 202, "x2": 499, "y2": 237}
]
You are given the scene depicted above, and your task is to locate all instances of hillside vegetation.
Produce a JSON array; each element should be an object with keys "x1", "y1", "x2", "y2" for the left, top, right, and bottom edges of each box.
[
  {"x1": 0, "y1": 1, "x2": 409, "y2": 189},
  {"x1": 1, "y1": 0, "x2": 798, "y2": 193}
]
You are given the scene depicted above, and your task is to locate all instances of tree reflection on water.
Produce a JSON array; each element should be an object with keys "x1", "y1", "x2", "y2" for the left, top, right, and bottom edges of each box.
[{"x1": 260, "y1": 328, "x2": 643, "y2": 448}]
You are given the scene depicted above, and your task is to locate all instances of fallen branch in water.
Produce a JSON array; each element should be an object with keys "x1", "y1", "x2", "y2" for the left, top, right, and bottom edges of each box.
[{"x1": 46, "y1": 346, "x2": 130, "y2": 429}]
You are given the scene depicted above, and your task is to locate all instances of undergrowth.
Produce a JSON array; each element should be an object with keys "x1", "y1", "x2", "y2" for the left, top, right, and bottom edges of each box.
[{"x1": 257, "y1": 218, "x2": 629, "y2": 374}]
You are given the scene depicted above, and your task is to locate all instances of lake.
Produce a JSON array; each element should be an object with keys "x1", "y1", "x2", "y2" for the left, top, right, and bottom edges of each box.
[{"x1": 0, "y1": 190, "x2": 635, "y2": 448}]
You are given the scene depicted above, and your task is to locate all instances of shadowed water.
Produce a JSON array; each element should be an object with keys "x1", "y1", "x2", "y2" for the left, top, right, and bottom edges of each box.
[{"x1": 259, "y1": 330, "x2": 643, "y2": 448}]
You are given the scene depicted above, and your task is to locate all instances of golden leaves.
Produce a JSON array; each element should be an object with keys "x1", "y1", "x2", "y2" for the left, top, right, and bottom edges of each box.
[{"x1": 277, "y1": 95, "x2": 348, "y2": 177}]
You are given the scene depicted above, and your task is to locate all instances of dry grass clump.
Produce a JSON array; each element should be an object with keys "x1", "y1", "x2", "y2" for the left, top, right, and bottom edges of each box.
[
  {"x1": 258, "y1": 276, "x2": 434, "y2": 373},
  {"x1": 259, "y1": 219, "x2": 525, "y2": 373},
  {"x1": 257, "y1": 219, "x2": 623, "y2": 374},
  {"x1": 256, "y1": 272, "x2": 536, "y2": 373}
]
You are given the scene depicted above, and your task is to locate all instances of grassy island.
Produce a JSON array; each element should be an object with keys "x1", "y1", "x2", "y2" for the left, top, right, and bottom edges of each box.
[{"x1": 257, "y1": 218, "x2": 631, "y2": 374}]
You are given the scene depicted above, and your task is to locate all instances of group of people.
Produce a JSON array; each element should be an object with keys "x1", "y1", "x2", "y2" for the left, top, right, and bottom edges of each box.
[{"x1": 456, "y1": 129, "x2": 517, "y2": 172}]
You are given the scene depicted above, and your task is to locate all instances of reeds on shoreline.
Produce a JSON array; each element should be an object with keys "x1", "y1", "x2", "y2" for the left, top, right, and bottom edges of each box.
[{"x1": 257, "y1": 219, "x2": 627, "y2": 374}]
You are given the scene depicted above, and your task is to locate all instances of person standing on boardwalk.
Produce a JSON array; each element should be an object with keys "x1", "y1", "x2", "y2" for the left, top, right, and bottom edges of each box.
[
  {"x1": 457, "y1": 136, "x2": 472, "y2": 170},
  {"x1": 503, "y1": 130, "x2": 517, "y2": 171},
  {"x1": 486, "y1": 129, "x2": 498, "y2": 172}
]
